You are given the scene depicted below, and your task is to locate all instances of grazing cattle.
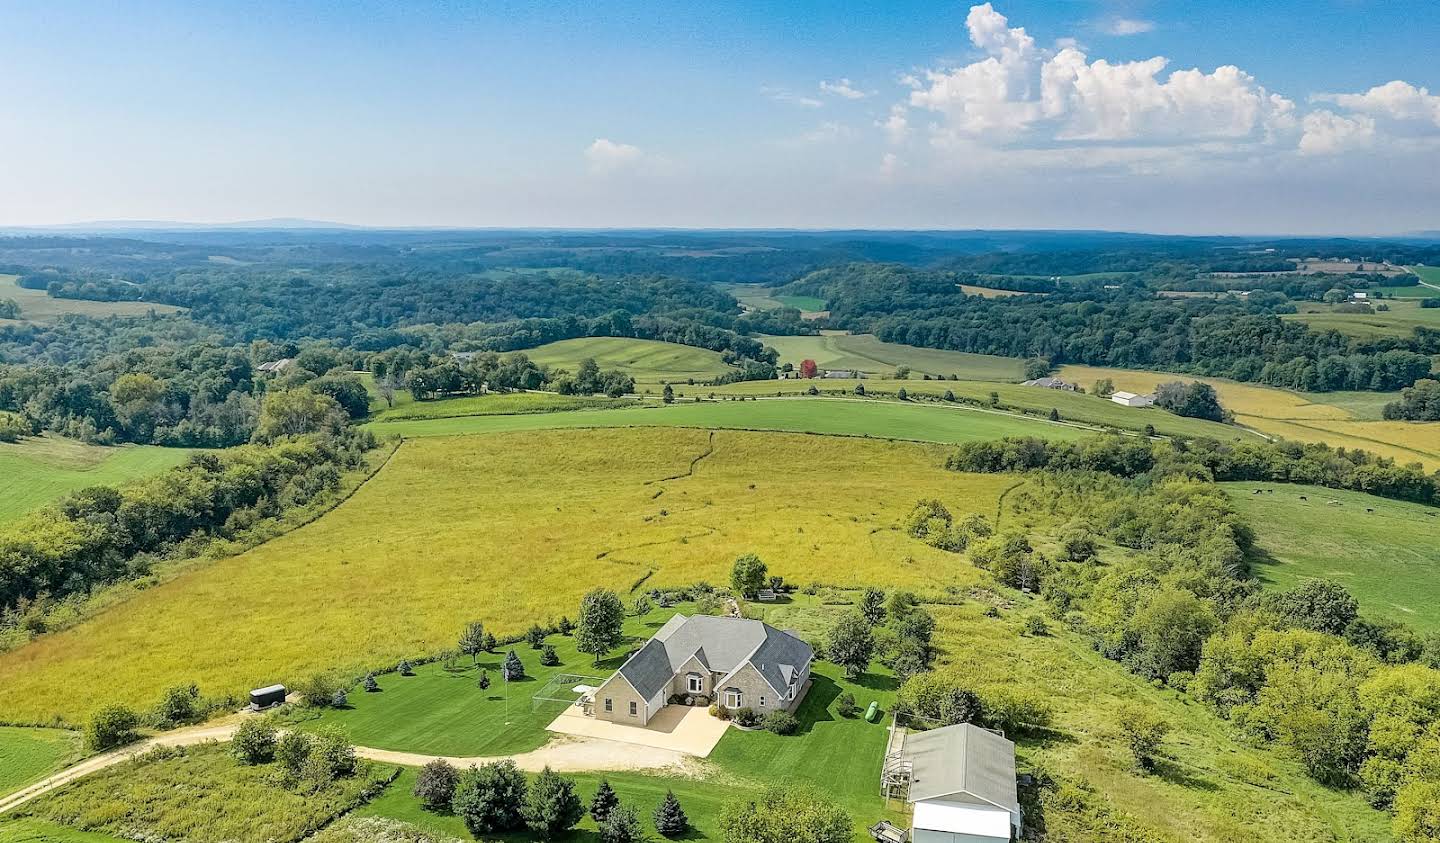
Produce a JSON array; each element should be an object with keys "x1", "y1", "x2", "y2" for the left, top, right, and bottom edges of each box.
[
  {"x1": 1299, "y1": 495, "x2": 1307, "y2": 501},
  {"x1": 1366, "y1": 508, "x2": 1374, "y2": 513}
]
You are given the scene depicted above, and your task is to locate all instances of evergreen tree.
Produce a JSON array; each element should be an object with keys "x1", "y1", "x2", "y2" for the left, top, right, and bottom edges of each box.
[
  {"x1": 363, "y1": 673, "x2": 379, "y2": 692},
  {"x1": 541, "y1": 644, "x2": 560, "y2": 666},
  {"x1": 654, "y1": 790, "x2": 689, "y2": 837},
  {"x1": 523, "y1": 766, "x2": 585, "y2": 839},
  {"x1": 591, "y1": 779, "x2": 620, "y2": 823},
  {"x1": 858, "y1": 587, "x2": 886, "y2": 626},
  {"x1": 483, "y1": 631, "x2": 498, "y2": 652},
  {"x1": 600, "y1": 805, "x2": 646, "y2": 843},
  {"x1": 478, "y1": 670, "x2": 491, "y2": 691},
  {"x1": 503, "y1": 649, "x2": 526, "y2": 681}
]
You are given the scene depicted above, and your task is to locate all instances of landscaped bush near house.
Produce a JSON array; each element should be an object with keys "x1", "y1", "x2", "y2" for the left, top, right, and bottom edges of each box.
[
  {"x1": 540, "y1": 644, "x2": 560, "y2": 666},
  {"x1": 762, "y1": 710, "x2": 799, "y2": 735},
  {"x1": 452, "y1": 759, "x2": 528, "y2": 834},
  {"x1": 836, "y1": 692, "x2": 859, "y2": 718},
  {"x1": 414, "y1": 759, "x2": 460, "y2": 812},
  {"x1": 710, "y1": 703, "x2": 732, "y2": 721},
  {"x1": 732, "y1": 707, "x2": 760, "y2": 728},
  {"x1": 599, "y1": 804, "x2": 646, "y2": 843}
]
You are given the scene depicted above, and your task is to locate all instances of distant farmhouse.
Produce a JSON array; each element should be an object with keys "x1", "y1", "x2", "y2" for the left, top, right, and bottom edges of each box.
[
  {"x1": 1110, "y1": 391, "x2": 1155, "y2": 407},
  {"x1": 1021, "y1": 376, "x2": 1077, "y2": 391},
  {"x1": 592, "y1": 615, "x2": 813, "y2": 727},
  {"x1": 256, "y1": 358, "x2": 294, "y2": 374},
  {"x1": 824, "y1": 369, "x2": 865, "y2": 379}
]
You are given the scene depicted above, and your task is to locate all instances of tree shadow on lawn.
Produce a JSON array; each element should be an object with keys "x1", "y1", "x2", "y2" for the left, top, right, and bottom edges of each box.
[
  {"x1": 1152, "y1": 757, "x2": 1220, "y2": 792},
  {"x1": 793, "y1": 675, "x2": 842, "y2": 733},
  {"x1": 850, "y1": 671, "x2": 899, "y2": 694}
]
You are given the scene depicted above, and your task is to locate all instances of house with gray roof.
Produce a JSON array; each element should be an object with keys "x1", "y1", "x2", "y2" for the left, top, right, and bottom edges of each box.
[
  {"x1": 591, "y1": 614, "x2": 813, "y2": 727},
  {"x1": 892, "y1": 723, "x2": 1021, "y2": 842}
]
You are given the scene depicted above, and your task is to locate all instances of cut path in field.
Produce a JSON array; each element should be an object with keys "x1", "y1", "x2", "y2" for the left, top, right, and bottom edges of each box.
[
  {"x1": 0, "y1": 429, "x2": 1012, "y2": 723},
  {"x1": 0, "y1": 437, "x2": 195, "y2": 525},
  {"x1": 365, "y1": 395, "x2": 1095, "y2": 443}
]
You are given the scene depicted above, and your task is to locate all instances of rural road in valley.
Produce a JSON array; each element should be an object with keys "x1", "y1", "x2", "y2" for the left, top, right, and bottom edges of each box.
[{"x1": 0, "y1": 721, "x2": 691, "y2": 817}]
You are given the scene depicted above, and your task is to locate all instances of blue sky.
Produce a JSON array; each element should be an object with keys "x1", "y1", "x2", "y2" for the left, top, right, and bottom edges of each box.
[{"x1": 2, "y1": 1, "x2": 1437, "y2": 233}]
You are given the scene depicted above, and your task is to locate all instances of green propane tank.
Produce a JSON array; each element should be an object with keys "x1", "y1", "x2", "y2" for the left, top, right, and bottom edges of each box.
[{"x1": 864, "y1": 701, "x2": 880, "y2": 722}]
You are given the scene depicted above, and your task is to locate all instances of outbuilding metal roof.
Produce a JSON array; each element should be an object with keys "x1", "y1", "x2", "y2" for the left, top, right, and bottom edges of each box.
[{"x1": 904, "y1": 723, "x2": 1019, "y2": 814}]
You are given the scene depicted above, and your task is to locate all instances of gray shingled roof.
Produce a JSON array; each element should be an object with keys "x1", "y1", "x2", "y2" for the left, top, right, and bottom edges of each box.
[
  {"x1": 905, "y1": 723, "x2": 1019, "y2": 812},
  {"x1": 613, "y1": 614, "x2": 813, "y2": 701}
]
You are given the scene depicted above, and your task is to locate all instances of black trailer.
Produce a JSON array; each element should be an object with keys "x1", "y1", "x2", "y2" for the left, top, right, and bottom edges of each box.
[{"x1": 249, "y1": 684, "x2": 287, "y2": 710}]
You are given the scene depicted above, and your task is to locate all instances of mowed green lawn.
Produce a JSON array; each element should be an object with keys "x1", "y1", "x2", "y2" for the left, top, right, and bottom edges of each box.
[
  {"x1": 0, "y1": 436, "x2": 195, "y2": 525},
  {"x1": 520, "y1": 338, "x2": 735, "y2": 384},
  {"x1": 1406, "y1": 265, "x2": 1440, "y2": 288},
  {"x1": 0, "y1": 275, "x2": 183, "y2": 324},
  {"x1": 758, "y1": 333, "x2": 1025, "y2": 380},
  {"x1": 365, "y1": 397, "x2": 1091, "y2": 444},
  {"x1": 774, "y1": 294, "x2": 827, "y2": 311},
  {"x1": 1224, "y1": 481, "x2": 1440, "y2": 632},
  {"x1": 299, "y1": 609, "x2": 687, "y2": 756},
  {"x1": 0, "y1": 727, "x2": 82, "y2": 798}
]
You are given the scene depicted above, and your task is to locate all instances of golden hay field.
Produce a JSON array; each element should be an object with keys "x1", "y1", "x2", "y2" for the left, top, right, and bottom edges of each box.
[
  {"x1": 0, "y1": 428, "x2": 1010, "y2": 725},
  {"x1": 1056, "y1": 364, "x2": 1440, "y2": 468}
]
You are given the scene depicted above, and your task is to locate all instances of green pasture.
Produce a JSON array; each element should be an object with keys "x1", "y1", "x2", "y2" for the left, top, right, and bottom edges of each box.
[
  {"x1": 757, "y1": 333, "x2": 1025, "y2": 380},
  {"x1": 706, "y1": 380, "x2": 1248, "y2": 441},
  {"x1": 364, "y1": 396, "x2": 1093, "y2": 444},
  {"x1": 0, "y1": 436, "x2": 195, "y2": 525},
  {"x1": 1224, "y1": 481, "x2": 1440, "y2": 632},
  {"x1": 0, "y1": 819, "x2": 130, "y2": 842},
  {"x1": 1406, "y1": 265, "x2": 1440, "y2": 287},
  {"x1": 520, "y1": 338, "x2": 734, "y2": 384},
  {"x1": 371, "y1": 392, "x2": 638, "y2": 423},
  {"x1": 0, "y1": 276, "x2": 183, "y2": 324},
  {"x1": 774, "y1": 294, "x2": 827, "y2": 311},
  {"x1": 1283, "y1": 298, "x2": 1440, "y2": 339},
  {"x1": 0, "y1": 727, "x2": 82, "y2": 798}
]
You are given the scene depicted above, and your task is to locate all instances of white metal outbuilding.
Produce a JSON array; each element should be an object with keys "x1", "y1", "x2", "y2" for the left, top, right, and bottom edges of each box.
[{"x1": 904, "y1": 723, "x2": 1020, "y2": 843}]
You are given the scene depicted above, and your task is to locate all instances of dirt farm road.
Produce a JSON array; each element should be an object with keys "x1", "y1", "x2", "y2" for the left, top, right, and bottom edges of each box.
[{"x1": 0, "y1": 720, "x2": 693, "y2": 817}]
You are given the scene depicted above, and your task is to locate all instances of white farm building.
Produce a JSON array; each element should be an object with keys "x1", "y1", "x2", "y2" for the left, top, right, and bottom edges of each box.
[
  {"x1": 882, "y1": 723, "x2": 1021, "y2": 843},
  {"x1": 1110, "y1": 391, "x2": 1154, "y2": 408}
]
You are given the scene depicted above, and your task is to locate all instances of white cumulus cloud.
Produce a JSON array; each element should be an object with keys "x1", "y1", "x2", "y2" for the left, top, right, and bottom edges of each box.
[
  {"x1": 1316, "y1": 80, "x2": 1440, "y2": 127},
  {"x1": 1299, "y1": 110, "x2": 1376, "y2": 156},
  {"x1": 584, "y1": 138, "x2": 643, "y2": 174},
  {"x1": 878, "y1": 105, "x2": 911, "y2": 144},
  {"x1": 907, "y1": 3, "x2": 1293, "y2": 147},
  {"x1": 820, "y1": 78, "x2": 868, "y2": 100}
]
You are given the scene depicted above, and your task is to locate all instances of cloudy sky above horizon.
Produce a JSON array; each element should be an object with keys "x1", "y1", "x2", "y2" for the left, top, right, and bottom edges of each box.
[{"x1": 2, "y1": 0, "x2": 1438, "y2": 234}]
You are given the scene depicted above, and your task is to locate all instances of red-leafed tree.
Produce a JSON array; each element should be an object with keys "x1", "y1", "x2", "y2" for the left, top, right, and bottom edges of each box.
[{"x1": 800, "y1": 359, "x2": 818, "y2": 379}]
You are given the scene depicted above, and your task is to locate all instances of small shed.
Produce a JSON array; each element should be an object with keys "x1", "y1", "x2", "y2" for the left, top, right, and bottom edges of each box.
[
  {"x1": 249, "y1": 684, "x2": 287, "y2": 710},
  {"x1": 1110, "y1": 391, "x2": 1154, "y2": 408},
  {"x1": 904, "y1": 724, "x2": 1020, "y2": 843}
]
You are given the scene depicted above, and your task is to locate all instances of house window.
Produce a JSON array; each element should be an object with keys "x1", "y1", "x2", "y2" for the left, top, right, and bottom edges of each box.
[
  {"x1": 760, "y1": 695, "x2": 766, "y2": 708},
  {"x1": 604, "y1": 698, "x2": 612, "y2": 713},
  {"x1": 629, "y1": 701, "x2": 638, "y2": 717},
  {"x1": 687, "y1": 674, "x2": 703, "y2": 693},
  {"x1": 726, "y1": 689, "x2": 742, "y2": 707}
]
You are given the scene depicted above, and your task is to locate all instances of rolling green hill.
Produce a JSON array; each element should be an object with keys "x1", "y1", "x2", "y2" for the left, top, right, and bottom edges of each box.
[
  {"x1": 758, "y1": 333, "x2": 1026, "y2": 380},
  {"x1": 0, "y1": 436, "x2": 195, "y2": 525},
  {"x1": 0, "y1": 275, "x2": 183, "y2": 324},
  {"x1": 1224, "y1": 481, "x2": 1440, "y2": 632},
  {"x1": 365, "y1": 396, "x2": 1092, "y2": 443},
  {"x1": 519, "y1": 337, "x2": 735, "y2": 384}
]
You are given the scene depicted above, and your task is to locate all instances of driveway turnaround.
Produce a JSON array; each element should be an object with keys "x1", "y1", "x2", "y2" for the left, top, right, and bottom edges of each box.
[{"x1": 546, "y1": 704, "x2": 729, "y2": 757}]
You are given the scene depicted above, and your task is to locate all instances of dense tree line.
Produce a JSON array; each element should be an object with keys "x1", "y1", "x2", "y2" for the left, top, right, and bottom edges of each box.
[
  {"x1": 971, "y1": 458, "x2": 1440, "y2": 838},
  {"x1": 1383, "y1": 379, "x2": 1440, "y2": 421},
  {"x1": 788, "y1": 264, "x2": 1433, "y2": 391},
  {"x1": 948, "y1": 434, "x2": 1440, "y2": 506},
  {"x1": 0, "y1": 428, "x2": 375, "y2": 617}
]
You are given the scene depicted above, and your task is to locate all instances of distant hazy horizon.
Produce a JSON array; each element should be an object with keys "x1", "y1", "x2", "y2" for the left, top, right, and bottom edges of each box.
[{"x1": 2, "y1": 1, "x2": 1437, "y2": 234}]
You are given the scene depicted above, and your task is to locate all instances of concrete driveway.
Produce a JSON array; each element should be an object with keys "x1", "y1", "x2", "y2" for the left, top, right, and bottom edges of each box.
[{"x1": 546, "y1": 704, "x2": 729, "y2": 757}]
